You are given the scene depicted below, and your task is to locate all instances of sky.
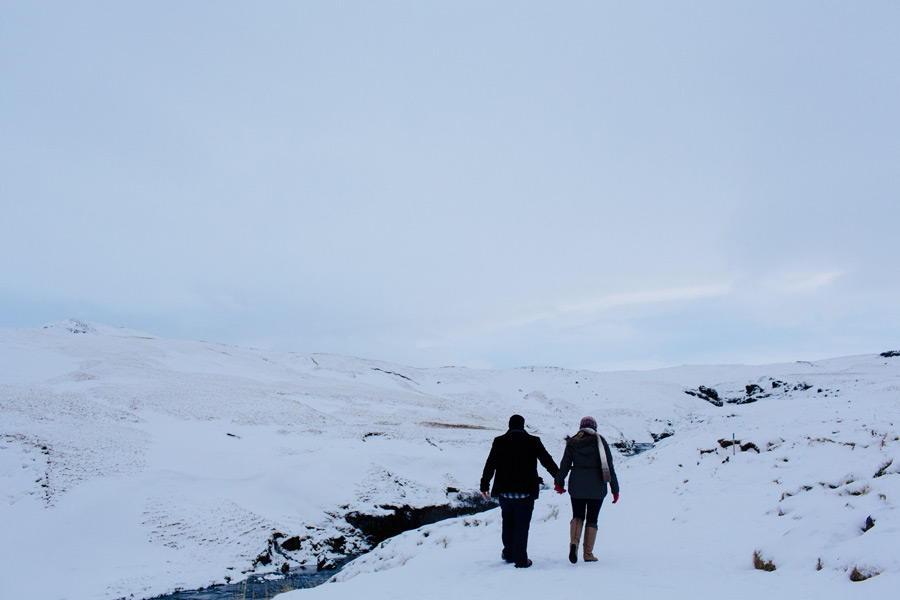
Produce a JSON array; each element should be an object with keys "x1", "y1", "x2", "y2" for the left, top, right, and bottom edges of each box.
[{"x1": 2, "y1": 1, "x2": 899, "y2": 371}]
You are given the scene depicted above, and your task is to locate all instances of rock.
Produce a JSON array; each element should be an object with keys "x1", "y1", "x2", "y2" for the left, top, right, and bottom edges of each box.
[
  {"x1": 728, "y1": 383, "x2": 770, "y2": 404},
  {"x1": 281, "y1": 536, "x2": 303, "y2": 551},
  {"x1": 326, "y1": 535, "x2": 346, "y2": 554},
  {"x1": 740, "y1": 442, "x2": 760, "y2": 453},
  {"x1": 345, "y1": 499, "x2": 496, "y2": 546},
  {"x1": 685, "y1": 386, "x2": 723, "y2": 407},
  {"x1": 718, "y1": 438, "x2": 759, "y2": 453},
  {"x1": 651, "y1": 429, "x2": 674, "y2": 442},
  {"x1": 699, "y1": 386, "x2": 719, "y2": 401},
  {"x1": 863, "y1": 515, "x2": 876, "y2": 532},
  {"x1": 728, "y1": 396, "x2": 758, "y2": 405}
]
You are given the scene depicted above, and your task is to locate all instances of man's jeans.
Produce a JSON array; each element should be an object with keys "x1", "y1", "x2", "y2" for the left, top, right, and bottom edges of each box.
[{"x1": 499, "y1": 495, "x2": 535, "y2": 566}]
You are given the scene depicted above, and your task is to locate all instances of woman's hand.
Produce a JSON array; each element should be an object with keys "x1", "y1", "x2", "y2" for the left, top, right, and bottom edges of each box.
[
  {"x1": 612, "y1": 493, "x2": 619, "y2": 503},
  {"x1": 554, "y1": 483, "x2": 566, "y2": 494}
]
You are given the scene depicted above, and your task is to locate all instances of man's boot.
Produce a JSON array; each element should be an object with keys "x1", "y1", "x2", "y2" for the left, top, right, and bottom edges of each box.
[
  {"x1": 569, "y1": 519, "x2": 583, "y2": 564},
  {"x1": 583, "y1": 525, "x2": 599, "y2": 562}
]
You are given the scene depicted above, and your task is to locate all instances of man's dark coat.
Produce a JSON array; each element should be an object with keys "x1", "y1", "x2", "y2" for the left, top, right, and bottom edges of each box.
[{"x1": 480, "y1": 428, "x2": 559, "y2": 497}]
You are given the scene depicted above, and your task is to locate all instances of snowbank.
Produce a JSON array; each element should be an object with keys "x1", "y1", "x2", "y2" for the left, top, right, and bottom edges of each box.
[{"x1": 1, "y1": 322, "x2": 898, "y2": 599}]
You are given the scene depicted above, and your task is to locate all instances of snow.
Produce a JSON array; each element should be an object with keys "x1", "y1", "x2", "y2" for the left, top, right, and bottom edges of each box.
[{"x1": 1, "y1": 319, "x2": 898, "y2": 599}]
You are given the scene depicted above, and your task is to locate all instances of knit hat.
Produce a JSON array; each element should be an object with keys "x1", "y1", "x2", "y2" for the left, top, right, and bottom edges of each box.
[
  {"x1": 509, "y1": 414, "x2": 525, "y2": 430},
  {"x1": 579, "y1": 416, "x2": 597, "y2": 430}
]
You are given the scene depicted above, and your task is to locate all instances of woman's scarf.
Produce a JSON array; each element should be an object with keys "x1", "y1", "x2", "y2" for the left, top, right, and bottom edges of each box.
[{"x1": 579, "y1": 427, "x2": 611, "y2": 483}]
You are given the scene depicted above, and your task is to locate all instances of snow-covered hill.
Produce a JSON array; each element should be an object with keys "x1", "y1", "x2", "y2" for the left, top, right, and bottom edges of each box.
[{"x1": 1, "y1": 320, "x2": 898, "y2": 599}]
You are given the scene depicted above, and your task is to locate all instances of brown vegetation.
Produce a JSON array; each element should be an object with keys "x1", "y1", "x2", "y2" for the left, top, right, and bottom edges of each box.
[
  {"x1": 850, "y1": 566, "x2": 880, "y2": 582},
  {"x1": 421, "y1": 422, "x2": 491, "y2": 430},
  {"x1": 753, "y1": 550, "x2": 776, "y2": 572}
]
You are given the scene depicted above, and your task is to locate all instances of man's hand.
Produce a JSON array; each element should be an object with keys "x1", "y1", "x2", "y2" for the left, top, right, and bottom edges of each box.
[
  {"x1": 612, "y1": 493, "x2": 619, "y2": 504},
  {"x1": 554, "y1": 483, "x2": 566, "y2": 495},
  {"x1": 481, "y1": 491, "x2": 490, "y2": 501}
]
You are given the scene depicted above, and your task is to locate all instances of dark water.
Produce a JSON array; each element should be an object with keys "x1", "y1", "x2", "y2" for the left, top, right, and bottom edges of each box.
[
  {"x1": 144, "y1": 495, "x2": 497, "y2": 600},
  {"x1": 612, "y1": 440, "x2": 655, "y2": 456},
  {"x1": 144, "y1": 496, "x2": 497, "y2": 600},
  {"x1": 148, "y1": 563, "x2": 346, "y2": 600},
  {"x1": 142, "y1": 486, "x2": 607, "y2": 599}
]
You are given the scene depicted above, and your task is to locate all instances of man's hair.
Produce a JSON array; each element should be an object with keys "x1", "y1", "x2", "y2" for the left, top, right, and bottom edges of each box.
[{"x1": 508, "y1": 414, "x2": 525, "y2": 430}]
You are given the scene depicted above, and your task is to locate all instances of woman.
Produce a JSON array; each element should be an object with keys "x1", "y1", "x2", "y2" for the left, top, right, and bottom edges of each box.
[{"x1": 554, "y1": 416, "x2": 620, "y2": 563}]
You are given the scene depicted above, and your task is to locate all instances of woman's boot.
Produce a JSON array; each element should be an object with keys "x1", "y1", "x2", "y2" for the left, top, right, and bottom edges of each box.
[
  {"x1": 583, "y1": 525, "x2": 599, "y2": 562},
  {"x1": 569, "y1": 519, "x2": 583, "y2": 563}
]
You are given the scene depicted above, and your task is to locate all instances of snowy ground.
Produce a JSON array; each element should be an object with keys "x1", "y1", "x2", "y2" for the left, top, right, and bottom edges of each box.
[{"x1": 1, "y1": 320, "x2": 898, "y2": 599}]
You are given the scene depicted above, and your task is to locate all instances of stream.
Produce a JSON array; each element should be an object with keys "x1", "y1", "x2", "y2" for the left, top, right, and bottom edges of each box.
[
  {"x1": 148, "y1": 494, "x2": 496, "y2": 600},
  {"x1": 148, "y1": 562, "x2": 349, "y2": 600},
  {"x1": 146, "y1": 441, "x2": 658, "y2": 599}
]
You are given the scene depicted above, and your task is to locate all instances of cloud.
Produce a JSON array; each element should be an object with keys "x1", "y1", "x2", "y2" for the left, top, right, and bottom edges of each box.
[
  {"x1": 556, "y1": 283, "x2": 734, "y2": 318},
  {"x1": 761, "y1": 270, "x2": 843, "y2": 294},
  {"x1": 418, "y1": 282, "x2": 734, "y2": 352}
]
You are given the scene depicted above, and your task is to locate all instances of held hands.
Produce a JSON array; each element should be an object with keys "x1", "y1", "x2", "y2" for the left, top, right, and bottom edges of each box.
[
  {"x1": 612, "y1": 493, "x2": 619, "y2": 504},
  {"x1": 554, "y1": 483, "x2": 566, "y2": 495}
]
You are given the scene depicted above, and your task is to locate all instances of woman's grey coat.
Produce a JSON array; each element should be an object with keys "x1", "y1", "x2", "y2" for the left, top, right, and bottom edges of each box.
[{"x1": 555, "y1": 432, "x2": 620, "y2": 499}]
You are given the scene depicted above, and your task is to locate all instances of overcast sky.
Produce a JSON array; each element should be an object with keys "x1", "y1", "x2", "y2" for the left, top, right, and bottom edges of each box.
[{"x1": 2, "y1": 1, "x2": 899, "y2": 370}]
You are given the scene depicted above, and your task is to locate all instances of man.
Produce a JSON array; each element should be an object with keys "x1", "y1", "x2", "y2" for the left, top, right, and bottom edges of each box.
[{"x1": 480, "y1": 414, "x2": 559, "y2": 568}]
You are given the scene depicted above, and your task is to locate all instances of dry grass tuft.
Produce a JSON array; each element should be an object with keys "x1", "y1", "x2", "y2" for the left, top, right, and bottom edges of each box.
[
  {"x1": 753, "y1": 550, "x2": 776, "y2": 572},
  {"x1": 422, "y1": 421, "x2": 491, "y2": 430},
  {"x1": 850, "y1": 566, "x2": 880, "y2": 582}
]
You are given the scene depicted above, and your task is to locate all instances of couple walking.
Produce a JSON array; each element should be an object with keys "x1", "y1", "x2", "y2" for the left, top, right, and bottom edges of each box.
[{"x1": 480, "y1": 414, "x2": 619, "y2": 568}]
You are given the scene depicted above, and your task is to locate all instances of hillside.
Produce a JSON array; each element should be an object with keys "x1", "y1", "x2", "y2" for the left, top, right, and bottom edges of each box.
[{"x1": 1, "y1": 320, "x2": 898, "y2": 599}]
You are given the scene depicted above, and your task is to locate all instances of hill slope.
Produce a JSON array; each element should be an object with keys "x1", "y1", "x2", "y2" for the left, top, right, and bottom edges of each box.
[{"x1": 1, "y1": 320, "x2": 898, "y2": 599}]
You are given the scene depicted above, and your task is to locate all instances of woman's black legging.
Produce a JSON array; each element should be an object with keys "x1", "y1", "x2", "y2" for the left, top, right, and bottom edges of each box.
[{"x1": 571, "y1": 497, "x2": 604, "y2": 527}]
